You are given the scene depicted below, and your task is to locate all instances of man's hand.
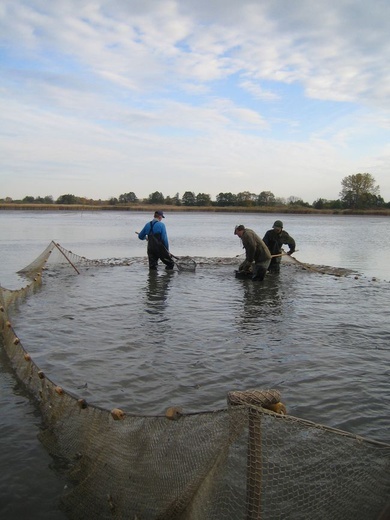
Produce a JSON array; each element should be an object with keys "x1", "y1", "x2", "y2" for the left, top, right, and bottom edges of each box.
[{"x1": 239, "y1": 260, "x2": 252, "y2": 272}]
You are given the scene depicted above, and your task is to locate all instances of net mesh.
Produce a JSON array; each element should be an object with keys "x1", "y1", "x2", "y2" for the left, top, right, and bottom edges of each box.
[
  {"x1": 173, "y1": 255, "x2": 197, "y2": 271},
  {"x1": 1, "y1": 242, "x2": 390, "y2": 520}
]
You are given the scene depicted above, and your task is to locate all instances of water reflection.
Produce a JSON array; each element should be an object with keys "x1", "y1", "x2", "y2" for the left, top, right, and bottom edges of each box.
[
  {"x1": 236, "y1": 274, "x2": 283, "y2": 332},
  {"x1": 143, "y1": 270, "x2": 173, "y2": 317}
]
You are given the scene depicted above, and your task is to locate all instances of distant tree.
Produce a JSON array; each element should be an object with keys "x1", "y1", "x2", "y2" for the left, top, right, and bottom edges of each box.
[
  {"x1": 313, "y1": 198, "x2": 344, "y2": 209},
  {"x1": 29, "y1": 195, "x2": 53, "y2": 204},
  {"x1": 340, "y1": 173, "x2": 380, "y2": 209},
  {"x1": 119, "y1": 192, "x2": 138, "y2": 203},
  {"x1": 287, "y1": 196, "x2": 310, "y2": 207},
  {"x1": 56, "y1": 194, "x2": 79, "y2": 204},
  {"x1": 196, "y1": 193, "x2": 211, "y2": 206},
  {"x1": 312, "y1": 198, "x2": 325, "y2": 209},
  {"x1": 329, "y1": 199, "x2": 343, "y2": 209},
  {"x1": 109, "y1": 197, "x2": 118, "y2": 205},
  {"x1": 22, "y1": 196, "x2": 35, "y2": 203},
  {"x1": 359, "y1": 193, "x2": 384, "y2": 208},
  {"x1": 182, "y1": 191, "x2": 196, "y2": 206},
  {"x1": 216, "y1": 192, "x2": 237, "y2": 206},
  {"x1": 236, "y1": 191, "x2": 256, "y2": 207},
  {"x1": 257, "y1": 191, "x2": 276, "y2": 206},
  {"x1": 147, "y1": 191, "x2": 165, "y2": 204},
  {"x1": 172, "y1": 192, "x2": 182, "y2": 206}
]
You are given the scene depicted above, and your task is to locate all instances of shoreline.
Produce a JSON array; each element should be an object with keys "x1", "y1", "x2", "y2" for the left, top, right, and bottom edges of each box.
[{"x1": 1, "y1": 203, "x2": 390, "y2": 216}]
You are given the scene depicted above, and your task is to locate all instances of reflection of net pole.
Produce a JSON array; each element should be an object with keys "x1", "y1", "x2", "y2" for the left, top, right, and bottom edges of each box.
[{"x1": 54, "y1": 242, "x2": 80, "y2": 274}]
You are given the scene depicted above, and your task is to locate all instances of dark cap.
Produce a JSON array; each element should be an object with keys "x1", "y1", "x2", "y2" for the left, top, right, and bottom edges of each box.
[
  {"x1": 273, "y1": 220, "x2": 283, "y2": 229},
  {"x1": 234, "y1": 224, "x2": 245, "y2": 235},
  {"x1": 155, "y1": 210, "x2": 165, "y2": 218}
]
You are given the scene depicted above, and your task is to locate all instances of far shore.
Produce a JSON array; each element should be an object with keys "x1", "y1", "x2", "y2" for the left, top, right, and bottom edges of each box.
[{"x1": 1, "y1": 203, "x2": 390, "y2": 216}]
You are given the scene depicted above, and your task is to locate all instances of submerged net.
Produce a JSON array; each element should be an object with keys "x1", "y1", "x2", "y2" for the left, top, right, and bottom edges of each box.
[
  {"x1": 172, "y1": 255, "x2": 197, "y2": 271},
  {"x1": 282, "y1": 253, "x2": 357, "y2": 277},
  {"x1": 1, "y1": 242, "x2": 390, "y2": 520}
]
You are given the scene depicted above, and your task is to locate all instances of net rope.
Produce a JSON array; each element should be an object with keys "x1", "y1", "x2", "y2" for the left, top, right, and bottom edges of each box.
[{"x1": 1, "y1": 242, "x2": 389, "y2": 519}]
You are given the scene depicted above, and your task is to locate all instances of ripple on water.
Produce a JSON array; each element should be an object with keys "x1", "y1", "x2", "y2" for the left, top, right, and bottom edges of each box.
[{"x1": 10, "y1": 261, "x2": 390, "y2": 443}]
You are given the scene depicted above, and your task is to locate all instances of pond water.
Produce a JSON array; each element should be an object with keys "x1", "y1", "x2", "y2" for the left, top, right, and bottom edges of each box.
[{"x1": 1, "y1": 210, "x2": 390, "y2": 519}]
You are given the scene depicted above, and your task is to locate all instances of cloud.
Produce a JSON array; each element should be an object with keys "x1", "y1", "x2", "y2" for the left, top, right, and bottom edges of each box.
[
  {"x1": 1, "y1": 0, "x2": 390, "y2": 202},
  {"x1": 239, "y1": 80, "x2": 279, "y2": 102}
]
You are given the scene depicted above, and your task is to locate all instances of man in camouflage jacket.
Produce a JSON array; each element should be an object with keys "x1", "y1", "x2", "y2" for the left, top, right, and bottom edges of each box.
[
  {"x1": 263, "y1": 220, "x2": 296, "y2": 273},
  {"x1": 234, "y1": 225, "x2": 271, "y2": 281}
]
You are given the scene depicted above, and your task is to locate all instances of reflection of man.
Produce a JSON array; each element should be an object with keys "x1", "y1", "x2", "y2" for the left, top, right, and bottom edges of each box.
[
  {"x1": 143, "y1": 270, "x2": 173, "y2": 334},
  {"x1": 146, "y1": 270, "x2": 172, "y2": 307},
  {"x1": 239, "y1": 272, "x2": 282, "y2": 327},
  {"x1": 263, "y1": 220, "x2": 296, "y2": 273},
  {"x1": 234, "y1": 225, "x2": 271, "y2": 281}
]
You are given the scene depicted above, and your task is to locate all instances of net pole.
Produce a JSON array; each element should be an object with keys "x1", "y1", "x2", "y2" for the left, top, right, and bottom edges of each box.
[
  {"x1": 227, "y1": 391, "x2": 263, "y2": 520},
  {"x1": 54, "y1": 242, "x2": 80, "y2": 274},
  {"x1": 247, "y1": 407, "x2": 262, "y2": 520}
]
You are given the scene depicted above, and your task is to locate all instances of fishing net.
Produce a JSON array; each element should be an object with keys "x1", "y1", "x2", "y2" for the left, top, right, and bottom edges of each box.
[
  {"x1": 172, "y1": 255, "x2": 197, "y2": 271},
  {"x1": 232, "y1": 249, "x2": 358, "y2": 278},
  {"x1": 1, "y1": 242, "x2": 390, "y2": 520},
  {"x1": 282, "y1": 252, "x2": 357, "y2": 277}
]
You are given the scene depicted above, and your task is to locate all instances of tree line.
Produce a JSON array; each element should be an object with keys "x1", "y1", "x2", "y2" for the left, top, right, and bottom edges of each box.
[{"x1": 2, "y1": 173, "x2": 389, "y2": 210}]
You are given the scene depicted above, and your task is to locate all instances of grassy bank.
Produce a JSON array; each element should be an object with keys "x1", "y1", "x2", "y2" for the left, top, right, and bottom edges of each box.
[{"x1": 1, "y1": 203, "x2": 390, "y2": 216}]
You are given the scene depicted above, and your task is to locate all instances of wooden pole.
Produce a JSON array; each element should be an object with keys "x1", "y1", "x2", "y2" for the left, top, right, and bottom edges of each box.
[
  {"x1": 227, "y1": 389, "x2": 282, "y2": 520},
  {"x1": 246, "y1": 406, "x2": 262, "y2": 520},
  {"x1": 54, "y1": 242, "x2": 80, "y2": 274}
]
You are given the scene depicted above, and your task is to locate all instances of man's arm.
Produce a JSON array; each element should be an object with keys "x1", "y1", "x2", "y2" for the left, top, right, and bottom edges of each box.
[
  {"x1": 283, "y1": 232, "x2": 296, "y2": 253},
  {"x1": 138, "y1": 222, "x2": 151, "y2": 240}
]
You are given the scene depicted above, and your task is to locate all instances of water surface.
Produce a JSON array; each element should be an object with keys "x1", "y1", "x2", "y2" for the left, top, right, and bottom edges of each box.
[{"x1": 1, "y1": 210, "x2": 389, "y2": 519}]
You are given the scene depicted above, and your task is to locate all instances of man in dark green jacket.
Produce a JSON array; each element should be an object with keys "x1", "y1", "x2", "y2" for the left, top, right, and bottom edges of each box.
[
  {"x1": 234, "y1": 225, "x2": 271, "y2": 281},
  {"x1": 263, "y1": 220, "x2": 296, "y2": 273}
]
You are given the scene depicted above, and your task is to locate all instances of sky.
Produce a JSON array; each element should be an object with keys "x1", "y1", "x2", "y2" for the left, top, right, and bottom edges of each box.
[{"x1": 1, "y1": 0, "x2": 390, "y2": 204}]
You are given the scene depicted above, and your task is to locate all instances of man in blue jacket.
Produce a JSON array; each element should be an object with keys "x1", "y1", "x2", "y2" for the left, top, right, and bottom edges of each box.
[{"x1": 138, "y1": 210, "x2": 175, "y2": 270}]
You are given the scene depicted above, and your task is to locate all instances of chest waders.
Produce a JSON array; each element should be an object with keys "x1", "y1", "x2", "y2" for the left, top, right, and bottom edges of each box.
[
  {"x1": 147, "y1": 221, "x2": 174, "y2": 270},
  {"x1": 147, "y1": 221, "x2": 163, "y2": 255}
]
